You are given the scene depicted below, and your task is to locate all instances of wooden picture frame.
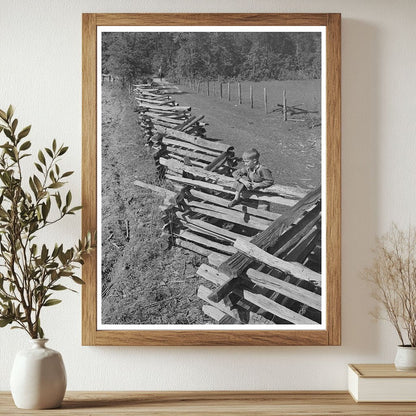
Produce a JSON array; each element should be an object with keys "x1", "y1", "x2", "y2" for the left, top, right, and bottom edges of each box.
[{"x1": 82, "y1": 13, "x2": 341, "y2": 346}]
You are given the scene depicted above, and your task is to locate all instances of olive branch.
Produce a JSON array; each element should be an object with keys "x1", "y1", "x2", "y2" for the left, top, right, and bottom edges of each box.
[{"x1": 0, "y1": 105, "x2": 94, "y2": 338}]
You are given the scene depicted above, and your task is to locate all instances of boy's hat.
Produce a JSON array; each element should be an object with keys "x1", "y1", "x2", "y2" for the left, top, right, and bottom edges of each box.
[{"x1": 242, "y1": 148, "x2": 260, "y2": 159}]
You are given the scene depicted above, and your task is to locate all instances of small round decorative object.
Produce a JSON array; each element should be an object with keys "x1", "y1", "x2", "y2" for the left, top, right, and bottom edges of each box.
[
  {"x1": 10, "y1": 339, "x2": 67, "y2": 409},
  {"x1": 394, "y1": 345, "x2": 416, "y2": 371}
]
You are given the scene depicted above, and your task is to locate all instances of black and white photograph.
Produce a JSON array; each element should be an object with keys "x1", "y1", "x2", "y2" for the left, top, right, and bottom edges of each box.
[{"x1": 98, "y1": 27, "x2": 325, "y2": 329}]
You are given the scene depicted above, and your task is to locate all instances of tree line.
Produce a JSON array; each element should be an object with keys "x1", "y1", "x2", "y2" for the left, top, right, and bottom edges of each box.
[{"x1": 102, "y1": 31, "x2": 321, "y2": 84}]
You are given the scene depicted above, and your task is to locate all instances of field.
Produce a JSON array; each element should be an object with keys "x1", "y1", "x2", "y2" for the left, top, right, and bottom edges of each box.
[
  {"x1": 174, "y1": 79, "x2": 322, "y2": 188},
  {"x1": 187, "y1": 79, "x2": 321, "y2": 116},
  {"x1": 101, "y1": 79, "x2": 321, "y2": 325}
]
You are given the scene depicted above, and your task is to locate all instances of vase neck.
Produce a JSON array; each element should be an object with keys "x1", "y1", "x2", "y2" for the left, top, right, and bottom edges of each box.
[{"x1": 30, "y1": 339, "x2": 49, "y2": 349}]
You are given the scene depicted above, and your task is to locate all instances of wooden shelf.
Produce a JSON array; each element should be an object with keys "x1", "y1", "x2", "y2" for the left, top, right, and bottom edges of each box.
[{"x1": 1, "y1": 391, "x2": 416, "y2": 415}]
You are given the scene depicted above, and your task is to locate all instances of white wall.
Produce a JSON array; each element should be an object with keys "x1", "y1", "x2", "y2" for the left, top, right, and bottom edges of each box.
[{"x1": 1, "y1": 0, "x2": 415, "y2": 391}]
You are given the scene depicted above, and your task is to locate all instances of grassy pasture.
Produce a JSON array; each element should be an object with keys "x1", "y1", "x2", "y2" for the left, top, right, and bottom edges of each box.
[{"x1": 182, "y1": 79, "x2": 321, "y2": 117}]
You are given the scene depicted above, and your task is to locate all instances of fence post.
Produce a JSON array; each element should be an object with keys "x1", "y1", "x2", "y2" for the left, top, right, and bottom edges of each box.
[
  {"x1": 264, "y1": 87, "x2": 267, "y2": 114},
  {"x1": 238, "y1": 82, "x2": 242, "y2": 104},
  {"x1": 197, "y1": 81, "x2": 200, "y2": 94},
  {"x1": 207, "y1": 80, "x2": 210, "y2": 96},
  {"x1": 283, "y1": 89, "x2": 287, "y2": 121},
  {"x1": 250, "y1": 85, "x2": 253, "y2": 108},
  {"x1": 220, "y1": 82, "x2": 222, "y2": 99},
  {"x1": 227, "y1": 82, "x2": 230, "y2": 101}
]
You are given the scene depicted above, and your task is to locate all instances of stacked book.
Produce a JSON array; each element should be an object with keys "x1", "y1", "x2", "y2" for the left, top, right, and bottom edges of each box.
[{"x1": 348, "y1": 364, "x2": 416, "y2": 402}]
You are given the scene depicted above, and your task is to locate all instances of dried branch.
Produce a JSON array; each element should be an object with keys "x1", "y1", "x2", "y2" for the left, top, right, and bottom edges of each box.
[{"x1": 363, "y1": 223, "x2": 416, "y2": 346}]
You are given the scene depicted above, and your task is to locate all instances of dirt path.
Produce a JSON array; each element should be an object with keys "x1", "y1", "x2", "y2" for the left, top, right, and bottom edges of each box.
[{"x1": 101, "y1": 85, "x2": 210, "y2": 325}]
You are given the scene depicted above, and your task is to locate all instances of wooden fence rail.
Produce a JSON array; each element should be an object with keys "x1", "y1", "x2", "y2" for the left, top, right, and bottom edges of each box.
[
  {"x1": 175, "y1": 78, "x2": 315, "y2": 120},
  {"x1": 133, "y1": 78, "x2": 322, "y2": 326}
]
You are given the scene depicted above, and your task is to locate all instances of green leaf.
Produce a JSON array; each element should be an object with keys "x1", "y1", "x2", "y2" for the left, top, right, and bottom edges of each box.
[
  {"x1": 72, "y1": 276, "x2": 85, "y2": 285},
  {"x1": 11, "y1": 119, "x2": 18, "y2": 133},
  {"x1": 6, "y1": 105, "x2": 14, "y2": 121},
  {"x1": 41, "y1": 202, "x2": 50, "y2": 221},
  {"x1": 18, "y1": 125, "x2": 31, "y2": 140},
  {"x1": 69, "y1": 206, "x2": 82, "y2": 214},
  {"x1": 52, "y1": 139, "x2": 57, "y2": 152},
  {"x1": 50, "y1": 285, "x2": 68, "y2": 291},
  {"x1": 0, "y1": 109, "x2": 7, "y2": 121},
  {"x1": 48, "y1": 182, "x2": 64, "y2": 189},
  {"x1": 51, "y1": 244, "x2": 59, "y2": 258},
  {"x1": 45, "y1": 148, "x2": 53, "y2": 158},
  {"x1": 41, "y1": 244, "x2": 48, "y2": 262},
  {"x1": 61, "y1": 171, "x2": 74, "y2": 178},
  {"x1": 0, "y1": 317, "x2": 13, "y2": 327},
  {"x1": 65, "y1": 191, "x2": 72, "y2": 207},
  {"x1": 58, "y1": 146, "x2": 68, "y2": 156},
  {"x1": 20, "y1": 140, "x2": 31, "y2": 151},
  {"x1": 0, "y1": 291, "x2": 12, "y2": 301},
  {"x1": 38, "y1": 325, "x2": 44, "y2": 339},
  {"x1": 38, "y1": 150, "x2": 46, "y2": 165},
  {"x1": 58, "y1": 250, "x2": 67, "y2": 264},
  {"x1": 43, "y1": 299, "x2": 62, "y2": 307},
  {"x1": 29, "y1": 177, "x2": 37, "y2": 197},
  {"x1": 33, "y1": 175, "x2": 42, "y2": 192},
  {"x1": 4, "y1": 129, "x2": 12, "y2": 140},
  {"x1": 55, "y1": 192, "x2": 62, "y2": 208},
  {"x1": 34, "y1": 163, "x2": 43, "y2": 173}
]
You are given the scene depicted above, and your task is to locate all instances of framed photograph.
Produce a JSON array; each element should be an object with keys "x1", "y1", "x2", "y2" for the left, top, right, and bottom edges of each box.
[{"x1": 82, "y1": 13, "x2": 341, "y2": 346}]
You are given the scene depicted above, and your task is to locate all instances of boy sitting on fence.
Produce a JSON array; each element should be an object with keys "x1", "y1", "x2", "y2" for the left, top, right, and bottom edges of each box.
[{"x1": 228, "y1": 148, "x2": 274, "y2": 208}]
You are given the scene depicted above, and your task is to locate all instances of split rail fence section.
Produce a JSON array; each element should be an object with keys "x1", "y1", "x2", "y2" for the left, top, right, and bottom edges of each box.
[{"x1": 133, "y1": 81, "x2": 322, "y2": 326}]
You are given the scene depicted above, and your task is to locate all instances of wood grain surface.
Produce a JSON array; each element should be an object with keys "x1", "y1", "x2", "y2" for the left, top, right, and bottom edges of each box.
[
  {"x1": 95, "y1": 13, "x2": 330, "y2": 26},
  {"x1": 350, "y1": 364, "x2": 416, "y2": 378},
  {"x1": 82, "y1": 13, "x2": 341, "y2": 346},
  {"x1": 1, "y1": 391, "x2": 415, "y2": 415},
  {"x1": 81, "y1": 13, "x2": 98, "y2": 346},
  {"x1": 326, "y1": 13, "x2": 342, "y2": 347}
]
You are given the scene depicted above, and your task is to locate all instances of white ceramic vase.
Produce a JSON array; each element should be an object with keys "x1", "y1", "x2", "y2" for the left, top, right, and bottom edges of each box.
[
  {"x1": 10, "y1": 339, "x2": 67, "y2": 409},
  {"x1": 394, "y1": 345, "x2": 416, "y2": 371}
]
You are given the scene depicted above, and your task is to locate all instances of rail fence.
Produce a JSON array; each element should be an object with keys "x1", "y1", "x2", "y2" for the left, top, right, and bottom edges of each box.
[
  {"x1": 133, "y1": 80, "x2": 322, "y2": 326},
  {"x1": 174, "y1": 78, "x2": 317, "y2": 121}
]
